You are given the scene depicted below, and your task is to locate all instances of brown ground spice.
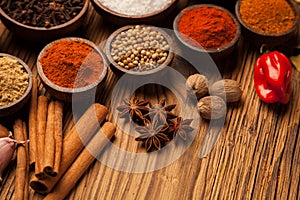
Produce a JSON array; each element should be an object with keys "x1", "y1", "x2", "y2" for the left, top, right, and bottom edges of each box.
[
  {"x1": 240, "y1": 0, "x2": 296, "y2": 34},
  {"x1": 0, "y1": 57, "x2": 29, "y2": 106}
]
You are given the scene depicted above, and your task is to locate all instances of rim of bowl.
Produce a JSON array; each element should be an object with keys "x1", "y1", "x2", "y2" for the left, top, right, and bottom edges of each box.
[
  {"x1": 173, "y1": 4, "x2": 241, "y2": 54},
  {"x1": 0, "y1": 0, "x2": 89, "y2": 31},
  {"x1": 92, "y1": 0, "x2": 177, "y2": 19},
  {"x1": 0, "y1": 53, "x2": 33, "y2": 109},
  {"x1": 105, "y1": 25, "x2": 174, "y2": 76},
  {"x1": 37, "y1": 37, "x2": 108, "y2": 93},
  {"x1": 235, "y1": 0, "x2": 299, "y2": 37}
]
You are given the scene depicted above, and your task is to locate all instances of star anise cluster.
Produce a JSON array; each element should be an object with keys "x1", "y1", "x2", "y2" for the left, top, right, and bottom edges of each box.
[
  {"x1": 117, "y1": 97, "x2": 194, "y2": 152},
  {"x1": 117, "y1": 97, "x2": 150, "y2": 125}
]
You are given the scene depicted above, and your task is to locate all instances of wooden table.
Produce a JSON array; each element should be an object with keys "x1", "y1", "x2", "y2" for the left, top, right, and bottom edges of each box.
[{"x1": 1, "y1": 3, "x2": 300, "y2": 200}]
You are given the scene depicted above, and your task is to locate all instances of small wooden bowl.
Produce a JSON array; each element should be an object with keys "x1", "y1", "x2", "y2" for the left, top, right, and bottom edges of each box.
[
  {"x1": 105, "y1": 25, "x2": 174, "y2": 76},
  {"x1": 37, "y1": 37, "x2": 108, "y2": 102},
  {"x1": 173, "y1": 4, "x2": 241, "y2": 60},
  {"x1": 235, "y1": 0, "x2": 299, "y2": 46},
  {"x1": 0, "y1": 0, "x2": 89, "y2": 42},
  {"x1": 0, "y1": 53, "x2": 32, "y2": 117},
  {"x1": 91, "y1": 0, "x2": 178, "y2": 26}
]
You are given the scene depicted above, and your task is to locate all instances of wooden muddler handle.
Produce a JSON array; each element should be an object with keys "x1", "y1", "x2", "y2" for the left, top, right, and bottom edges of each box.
[
  {"x1": 30, "y1": 103, "x2": 108, "y2": 194},
  {"x1": 44, "y1": 122, "x2": 116, "y2": 200},
  {"x1": 29, "y1": 77, "x2": 38, "y2": 170}
]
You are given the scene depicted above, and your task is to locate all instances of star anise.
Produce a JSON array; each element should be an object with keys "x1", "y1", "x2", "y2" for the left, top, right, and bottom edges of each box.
[
  {"x1": 135, "y1": 122, "x2": 169, "y2": 152},
  {"x1": 145, "y1": 99, "x2": 177, "y2": 124},
  {"x1": 117, "y1": 97, "x2": 149, "y2": 125},
  {"x1": 167, "y1": 117, "x2": 194, "y2": 140}
]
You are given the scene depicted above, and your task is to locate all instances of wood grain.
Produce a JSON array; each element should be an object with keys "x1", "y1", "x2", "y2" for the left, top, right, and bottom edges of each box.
[{"x1": 0, "y1": 3, "x2": 299, "y2": 200}]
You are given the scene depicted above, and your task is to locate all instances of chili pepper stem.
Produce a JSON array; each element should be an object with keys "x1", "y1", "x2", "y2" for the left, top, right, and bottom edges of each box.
[{"x1": 259, "y1": 44, "x2": 271, "y2": 54}]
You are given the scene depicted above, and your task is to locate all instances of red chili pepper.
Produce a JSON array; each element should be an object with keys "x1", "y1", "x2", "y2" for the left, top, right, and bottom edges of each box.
[{"x1": 254, "y1": 51, "x2": 292, "y2": 104}]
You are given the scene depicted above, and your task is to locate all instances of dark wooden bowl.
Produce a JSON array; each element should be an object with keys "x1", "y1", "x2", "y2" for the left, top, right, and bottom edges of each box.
[
  {"x1": 90, "y1": 0, "x2": 178, "y2": 26},
  {"x1": 105, "y1": 25, "x2": 174, "y2": 76},
  {"x1": 37, "y1": 37, "x2": 108, "y2": 102},
  {"x1": 173, "y1": 4, "x2": 241, "y2": 60},
  {"x1": 0, "y1": 0, "x2": 89, "y2": 42},
  {"x1": 235, "y1": 0, "x2": 299, "y2": 47},
  {"x1": 0, "y1": 53, "x2": 32, "y2": 117}
]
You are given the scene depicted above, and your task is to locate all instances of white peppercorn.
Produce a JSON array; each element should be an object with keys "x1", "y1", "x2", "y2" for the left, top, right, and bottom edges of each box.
[{"x1": 110, "y1": 25, "x2": 170, "y2": 72}]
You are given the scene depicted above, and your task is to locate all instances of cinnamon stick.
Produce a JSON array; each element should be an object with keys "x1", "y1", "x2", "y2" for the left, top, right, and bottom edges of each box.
[
  {"x1": 22, "y1": 122, "x2": 29, "y2": 200},
  {"x1": 53, "y1": 101, "x2": 63, "y2": 176},
  {"x1": 14, "y1": 120, "x2": 28, "y2": 200},
  {"x1": 30, "y1": 103, "x2": 108, "y2": 194},
  {"x1": 29, "y1": 77, "x2": 38, "y2": 170},
  {"x1": 44, "y1": 122, "x2": 116, "y2": 200},
  {"x1": 0, "y1": 124, "x2": 9, "y2": 138},
  {"x1": 35, "y1": 96, "x2": 48, "y2": 179},
  {"x1": 44, "y1": 101, "x2": 55, "y2": 176}
]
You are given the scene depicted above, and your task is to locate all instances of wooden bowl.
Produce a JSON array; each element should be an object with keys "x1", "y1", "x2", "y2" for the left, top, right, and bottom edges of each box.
[
  {"x1": 0, "y1": 53, "x2": 32, "y2": 117},
  {"x1": 173, "y1": 4, "x2": 241, "y2": 60},
  {"x1": 235, "y1": 0, "x2": 299, "y2": 46},
  {"x1": 37, "y1": 37, "x2": 108, "y2": 102},
  {"x1": 0, "y1": 0, "x2": 89, "y2": 42},
  {"x1": 90, "y1": 0, "x2": 178, "y2": 26},
  {"x1": 105, "y1": 25, "x2": 174, "y2": 76}
]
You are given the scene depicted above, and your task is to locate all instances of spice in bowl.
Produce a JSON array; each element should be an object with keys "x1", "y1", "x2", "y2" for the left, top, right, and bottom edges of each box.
[
  {"x1": 239, "y1": 0, "x2": 296, "y2": 34},
  {"x1": 97, "y1": 0, "x2": 172, "y2": 16},
  {"x1": 177, "y1": 5, "x2": 237, "y2": 50},
  {"x1": 0, "y1": 0, "x2": 84, "y2": 28},
  {"x1": 108, "y1": 25, "x2": 172, "y2": 73},
  {"x1": 0, "y1": 56, "x2": 29, "y2": 106},
  {"x1": 38, "y1": 39, "x2": 104, "y2": 88}
]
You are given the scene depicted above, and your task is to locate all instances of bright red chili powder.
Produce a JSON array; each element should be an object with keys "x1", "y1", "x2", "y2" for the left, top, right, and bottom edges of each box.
[
  {"x1": 178, "y1": 6, "x2": 237, "y2": 50},
  {"x1": 40, "y1": 40, "x2": 103, "y2": 88}
]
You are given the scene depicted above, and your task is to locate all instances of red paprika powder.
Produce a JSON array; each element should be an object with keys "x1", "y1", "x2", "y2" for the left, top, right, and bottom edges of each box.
[
  {"x1": 39, "y1": 40, "x2": 104, "y2": 88},
  {"x1": 178, "y1": 6, "x2": 237, "y2": 50}
]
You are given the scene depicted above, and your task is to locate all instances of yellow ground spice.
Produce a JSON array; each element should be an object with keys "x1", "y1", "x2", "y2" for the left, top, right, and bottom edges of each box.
[
  {"x1": 0, "y1": 57, "x2": 29, "y2": 106},
  {"x1": 240, "y1": 0, "x2": 296, "y2": 34}
]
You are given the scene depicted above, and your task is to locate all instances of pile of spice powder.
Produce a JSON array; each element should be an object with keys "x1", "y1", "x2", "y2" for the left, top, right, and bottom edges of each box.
[
  {"x1": 178, "y1": 6, "x2": 237, "y2": 50},
  {"x1": 111, "y1": 25, "x2": 170, "y2": 72},
  {"x1": 39, "y1": 40, "x2": 103, "y2": 88},
  {"x1": 239, "y1": 0, "x2": 295, "y2": 34},
  {"x1": 99, "y1": 0, "x2": 172, "y2": 16},
  {"x1": 0, "y1": 0, "x2": 84, "y2": 28},
  {"x1": 0, "y1": 57, "x2": 29, "y2": 106}
]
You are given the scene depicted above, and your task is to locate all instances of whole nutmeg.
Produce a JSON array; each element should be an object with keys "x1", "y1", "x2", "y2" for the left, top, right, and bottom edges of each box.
[
  {"x1": 197, "y1": 96, "x2": 227, "y2": 119},
  {"x1": 186, "y1": 74, "x2": 208, "y2": 99},
  {"x1": 211, "y1": 79, "x2": 242, "y2": 102}
]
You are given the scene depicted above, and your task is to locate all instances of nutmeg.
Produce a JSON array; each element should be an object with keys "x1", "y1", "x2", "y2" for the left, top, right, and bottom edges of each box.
[
  {"x1": 186, "y1": 74, "x2": 208, "y2": 99},
  {"x1": 197, "y1": 96, "x2": 227, "y2": 119},
  {"x1": 211, "y1": 79, "x2": 242, "y2": 102}
]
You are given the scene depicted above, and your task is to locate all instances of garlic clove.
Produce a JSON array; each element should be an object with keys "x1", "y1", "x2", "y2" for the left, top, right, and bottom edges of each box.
[
  {"x1": 0, "y1": 137, "x2": 16, "y2": 184},
  {"x1": 0, "y1": 137, "x2": 28, "y2": 184}
]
